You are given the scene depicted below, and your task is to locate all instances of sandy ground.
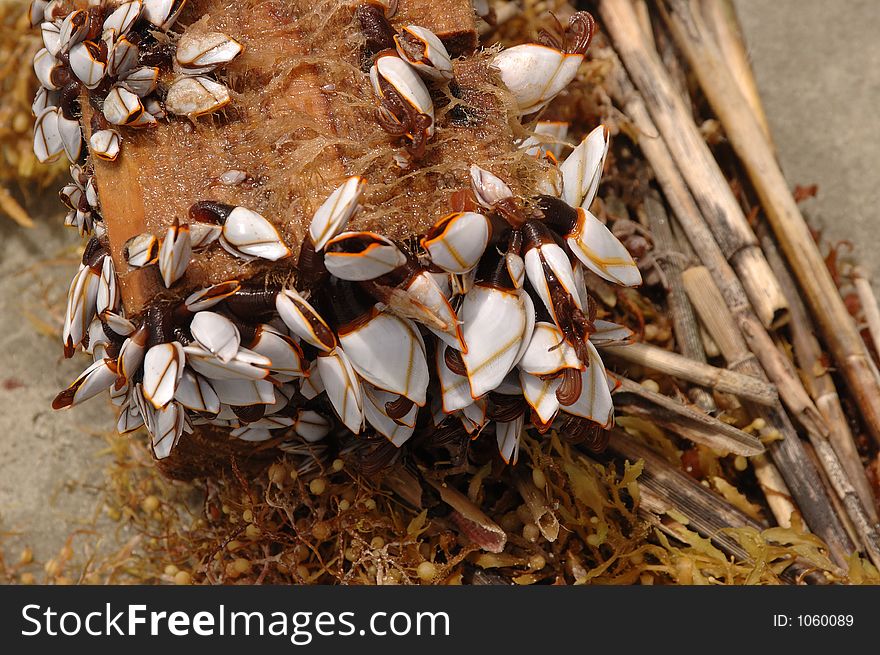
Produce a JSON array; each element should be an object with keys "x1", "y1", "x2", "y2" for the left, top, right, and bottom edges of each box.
[
  {"x1": 1, "y1": 0, "x2": 878, "y2": 577},
  {"x1": 0, "y1": 212, "x2": 130, "y2": 574},
  {"x1": 735, "y1": 0, "x2": 880, "y2": 280}
]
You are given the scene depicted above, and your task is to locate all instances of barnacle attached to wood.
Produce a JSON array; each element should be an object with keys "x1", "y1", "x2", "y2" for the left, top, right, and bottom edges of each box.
[{"x1": 31, "y1": 0, "x2": 640, "y2": 477}]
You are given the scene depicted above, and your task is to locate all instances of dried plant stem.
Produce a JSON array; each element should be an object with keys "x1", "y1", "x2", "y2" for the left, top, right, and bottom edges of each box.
[
  {"x1": 598, "y1": 0, "x2": 788, "y2": 330},
  {"x1": 657, "y1": 0, "x2": 880, "y2": 448},
  {"x1": 608, "y1": 431, "x2": 834, "y2": 583},
  {"x1": 602, "y1": 341, "x2": 776, "y2": 406},
  {"x1": 760, "y1": 229, "x2": 879, "y2": 525},
  {"x1": 698, "y1": 0, "x2": 774, "y2": 148},
  {"x1": 613, "y1": 376, "x2": 764, "y2": 456},
  {"x1": 598, "y1": 36, "x2": 852, "y2": 561},
  {"x1": 640, "y1": 194, "x2": 715, "y2": 409},
  {"x1": 854, "y1": 271, "x2": 880, "y2": 364},
  {"x1": 681, "y1": 266, "x2": 853, "y2": 564},
  {"x1": 751, "y1": 454, "x2": 799, "y2": 530},
  {"x1": 604, "y1": 46, "x2": 824, "y2": 438}
]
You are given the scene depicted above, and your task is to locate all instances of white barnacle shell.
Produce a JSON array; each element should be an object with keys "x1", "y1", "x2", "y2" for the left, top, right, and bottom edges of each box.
[
  {"x1": 394, "y1": 25, "x2": 453, "y2": 81},
  {"x1": 316, "y1": 347, "x2": 364, "y2": 435},
  {"x1": 560, "y1": 124, "x2": 609, "y2": 210},
  {"x1": 30, "y1": 0, "x2": 48, "y2": 27},
  {"x1": 496, "y1": 414, "x2": 524, "y2": 465},
  {"x1": 517, "y1": 322, "x2": 582, "y2": 377},
  {"x1": 158, "y1": 220, "x2": 192, "y2": 287},
  {"x1": 33, "y1": 47, "x2": 60, "y2": 90},
  {"x1": 96, "y1": 253, "x2": 120, "y2": 314},
  {"x1": 520, "y1": 120, "x2": 569, "y2": 159},
  {"x1": 523, "y1": 237, "x2": 583, "y2": 320},
  {"x1": 120, "y1": 66, "x2": 159, "y2": 98},
  {"x1": 142, "y1": 342, "x2": 185, "y2": 409},
  {"x1": 469, "y1": 164, "x2": 513, "y2": 209},
  {"x1": 102, "y1": 0, "x2": 142, "y2": 38},
  {"x1": 175, "y1": 31, "x2": 242, "y2": 75},
  {"x1": 220, "y1": 206, "x2": 290, "y2": 261},
  {"x1": 32, "y1": 86, "x2": 58, "y2": 117},
  {"x1": 69, "y1": 41, "x2": 107, "y2": 89},
  {"x1": 276, "y1": 288, "x2": 337, "y2": 353},
  {"x1": 183, "y1": 280, "x2": 240, "y2": 312},
  {"x1": 188, "y1": 222, "x2": 222, "y2": 251},
  {"x1": 519, "y1": 370, "x2": 561, "y2": 427},
  {"x1": 338, "y1": 312, "x2": 429, "y2": 406},
  {"x1": 492, "y1": 43, "x2": 584, "y2": 114},
  {"x1": 89, "y1": 129, "x2": 121, "y2": 161},
  {"x1": 370, "y1": 53, "x2": 435, "y2": 135},
  {"x1": 589, "y1": 320, "x2": 635, "y2": 347},
  {"x1": 249, "y1": 325, "x2": 306, "y2": 380},
  {"x1": 362, "y1": 384, "x2": 417, "y2": 447},
  {"x1": 56, "y1": 112, "x2": 82, "y2": 162},
  {"x1": 40, "y1": 20, "x2": 61, "y2": 56},
  {"x1": 309, "y1": 176, "x2": 364, "y2": 251},
  {"x1": 58, "y1": 10, "x2": 88, "y2": 54},
  {"x1": 190, "y1": 311, "x2": 241, "y2": 363},
  {"x1": 124, "y1": 232, "x2": 159, "y2": 267},
  {"x1": 421, "y1": 211, "x2": 490, "y2": 274},
  {"x1": 165, "y1": 76, "x2": 231, "y2": 118},
  {"x1": 142, "y1": 0, "x2": 187, "y2": 31},
  {"x1": 33, "y1": 106, "x2": 63, "y2": 163},
  {"x1": 323, "y1": 231, "x2": 406, "y2": 281},
  {"x1": 103, "y1": 86, "x2": 145, "y2": 125},
  {"x1": 558, "y1": 341, "x2": 614, "y2": 428},
  {"x1": 565, "y1": 208, "x2": 641, "y2": 287},
  {"x1": 458, "y1": 284, "x2": 530, "y2": 398},
  {"x1": 52, "y1": 358, "x2": 118, "y2": 409},
  {"x1": 107, "y1": 36, "x2": 139, "y2": 77},
  {"x1": 149, "y1": 401, "x2": 186, "y2": 459}
]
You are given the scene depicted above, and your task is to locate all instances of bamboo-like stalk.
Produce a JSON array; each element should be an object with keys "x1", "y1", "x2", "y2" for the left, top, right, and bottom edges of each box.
[
  {"x1": 854, "y1": 270, "x2": 880, "y2": 363},
  {"x1": 681, "y1": 265, "x2": 854, "y2": 564},
  {"x1": 761, "y1": 231, "x2": 878, "y2": 523},
  {"x1": 605, "y1": 50, "x2": 823, "y2": 434},
  {"x1": 598, "y1": 41, "x2": 853, "y2": 563},
  {"x1": 751, "y1": 454, "x2": 799, "y2": 530},
  {"x1": 597, "y1": 0, "x2": 789, "y2": 331},
  {"x1": 608, "y1": 431, "x2": 835, "y2": 583},
  {"x1": 614, "y1": 376, "x2": 764, "y2": 455},
  {"x1": 657, "y1": 0, "x2": 880, "y2": 448},
  {"x1": 698, "y1": 0, "x2": 774, "y2": 147},
  {"x1": 602, "y1": 341, "x2": 776, "y2": 405},
  {"x1": 640, "y1": 194, "x2": 715, "y2": 409}
]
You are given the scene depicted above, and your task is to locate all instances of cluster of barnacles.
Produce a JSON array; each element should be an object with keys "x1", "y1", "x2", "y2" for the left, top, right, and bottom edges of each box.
[
  {"x1": 37, "y1": 1, "x2": 643, "y2": 468},
  {"x1": 32, "y1": 0, "x2": 240, "y2": 170},
  {"x1": 362, "y1": 2, "x2": 597, "y2": 167}
]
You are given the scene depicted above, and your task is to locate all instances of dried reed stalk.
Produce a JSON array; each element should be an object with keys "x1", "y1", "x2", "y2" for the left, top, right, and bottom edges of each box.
[
  {"x1": 603, "y1": 46, "x2": 823, "y2": 438},
  {"x1": 608, "y1": 431, "x2": 834, "y2": 583},
  {"x1": 640, "y1": 194, "x2": 715, "y2": 409},
  {"x1": 698, "y1": 0, "x2": 774, "y2": 147},
  {"x1": 602, "y1": 341, "x2": 777, "y2": 405},
  {"x1": 681, "y1": 266, "x2": 853, "y2": 564},
  {"x1": 598, "y1": 0, "x2": 788, "y2": 330},
  {"x1": 613, "y1": 376, "x2": 764, "y2": 455},
  {"x1": 761, "y1": 231, "x2": 878, "y2": 523},
  {"x1": 657, "y1": 0, "x2": 880, "y2": 448},
  {"x1": 854, "y1": 270, "x2": 880, "y2": 365},
  {"x1": 597, "y1": 33, "x2": 852, "y2": 562}
]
